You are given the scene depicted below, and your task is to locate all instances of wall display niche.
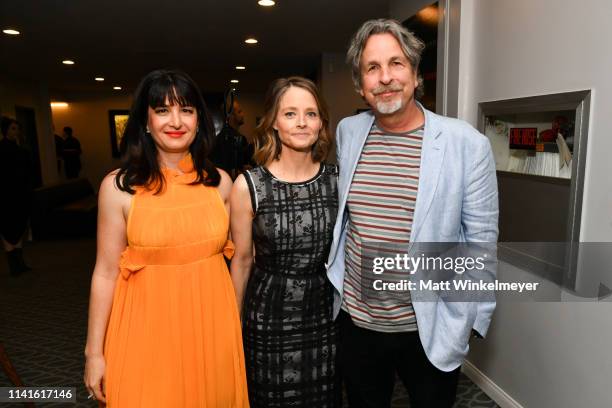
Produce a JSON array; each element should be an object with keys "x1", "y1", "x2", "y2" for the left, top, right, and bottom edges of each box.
[
  {"x1": 478, "y1": 90, "x2": 590, "y2": 291},
  {"x1": 108, "y1": 110, "x2": 130, "y2": 159}
]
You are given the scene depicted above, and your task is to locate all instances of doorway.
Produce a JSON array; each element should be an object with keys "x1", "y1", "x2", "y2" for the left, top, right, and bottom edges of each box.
[
  {"x1": 403, "y1": 2, "x2": 440, "y2": 112},
  {"x1": 15, "y1": 106, "x2": 43, "y2": 188}
]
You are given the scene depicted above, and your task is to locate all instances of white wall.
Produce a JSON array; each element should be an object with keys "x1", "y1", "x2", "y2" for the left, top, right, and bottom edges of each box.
[{"x1": 457, "y1": 0, "x2": 612, "y2": 407}]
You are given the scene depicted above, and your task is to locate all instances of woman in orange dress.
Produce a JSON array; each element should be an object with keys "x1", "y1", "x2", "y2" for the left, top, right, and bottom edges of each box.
[{"x1": 84, "y1": 69, "x2": 248, "y2": 407}]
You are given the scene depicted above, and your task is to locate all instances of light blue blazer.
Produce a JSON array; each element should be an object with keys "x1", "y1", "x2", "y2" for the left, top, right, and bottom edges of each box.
[{"x1": 326, "y1": 106, "x2": 499, "y2": 372}]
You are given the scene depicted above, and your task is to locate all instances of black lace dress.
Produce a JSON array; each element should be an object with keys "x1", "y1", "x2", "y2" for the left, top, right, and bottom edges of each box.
[{"x1": 242, "y1": 163, "x2": 341, "y2": 408}]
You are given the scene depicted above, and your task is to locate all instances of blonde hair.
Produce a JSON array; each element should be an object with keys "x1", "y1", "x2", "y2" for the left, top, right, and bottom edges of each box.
[{"x1": 254, "y1": 76, "x2": 331, "y2": 165}]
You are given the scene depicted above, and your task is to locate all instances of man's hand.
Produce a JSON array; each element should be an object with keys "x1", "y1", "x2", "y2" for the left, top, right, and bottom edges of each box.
[{"x1": 471, "y1": 329, "x2": 483, "y2": 339}]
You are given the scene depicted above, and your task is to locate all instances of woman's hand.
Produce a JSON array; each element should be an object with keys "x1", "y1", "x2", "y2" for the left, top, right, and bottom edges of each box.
[{"x1": 84, "y1": 353, "x2": 106, "y2": 403}]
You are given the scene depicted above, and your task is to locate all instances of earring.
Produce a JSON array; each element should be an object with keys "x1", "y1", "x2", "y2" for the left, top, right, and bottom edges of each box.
[{"x1": 145, "y1": 126, "x2": 151, "y2": 134}]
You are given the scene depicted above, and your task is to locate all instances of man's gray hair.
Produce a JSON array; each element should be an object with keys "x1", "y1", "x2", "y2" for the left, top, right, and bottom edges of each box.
[{"x1": 347, "y1": 19, "x2": 425, "y2": 96}]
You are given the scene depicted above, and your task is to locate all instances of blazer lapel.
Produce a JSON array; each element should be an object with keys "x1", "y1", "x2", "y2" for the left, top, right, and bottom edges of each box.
[
  {"x1": 327, "y1": 113, "x2": 374, "y2": 266},
  {"x1": 410, "y1": 108, "x2": 446, "y2": 242},
  {"x1": 338, "y1": 113, "x2": 375, "y2": 213}
]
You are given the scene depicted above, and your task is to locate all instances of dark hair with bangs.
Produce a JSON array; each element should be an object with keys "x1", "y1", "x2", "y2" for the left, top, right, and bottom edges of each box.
[{"x1": 115, "y1": 69, "x2": 220, "y2": 193}]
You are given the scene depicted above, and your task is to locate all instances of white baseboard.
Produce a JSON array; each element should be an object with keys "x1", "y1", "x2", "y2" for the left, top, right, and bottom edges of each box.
[{"x1": 462, "y1": 360, "x2": 524, "y2": 408}]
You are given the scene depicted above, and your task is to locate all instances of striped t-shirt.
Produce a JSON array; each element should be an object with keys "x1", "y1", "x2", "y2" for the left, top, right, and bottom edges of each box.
[{"x1": 342, "y1": 122, "x2": 423, "y2": 333}]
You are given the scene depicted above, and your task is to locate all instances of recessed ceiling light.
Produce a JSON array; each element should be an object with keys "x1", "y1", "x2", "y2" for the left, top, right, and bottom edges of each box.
[
  {"x1": 50, "y1": 102, "x2": 68, "y2": 108},
  {"x1": 95, "y1": 77, "x2": 105, "y2": 82},
  {"x1": 113, "y1": 86, "x2": 122, "y2": 90},
  {"x1": 244, "y1": 38, "x2": 258, "y2": 44},
  {"x1": 258, "y1": 0, "x2": 275, "y2": 6},
  {"x1": 62, "y1": 59, "x2": 75, "y2": 65},
  {"x1": 2, "y1": 29, "x2": 20, "y2": 35},
  {"x1": 235, "y1": 66, "x2": 246, "y2": 70},
  {"x1": 230, "y1": 79, "x2": 239, "y2": 84}
]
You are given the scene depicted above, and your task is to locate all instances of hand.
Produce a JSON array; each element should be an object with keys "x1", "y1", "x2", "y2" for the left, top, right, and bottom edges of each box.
[
  {"x1": 84, "y1": 354, "x2": 107, "y2": 403},
  {"x1": 471, "y1": 329, "x2": 483, "y2": 340}
]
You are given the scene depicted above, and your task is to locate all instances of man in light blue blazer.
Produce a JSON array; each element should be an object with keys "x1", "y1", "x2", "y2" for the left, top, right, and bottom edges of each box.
[{"x1": 326, "y1": 19, "x2": 499, "y2": 408}]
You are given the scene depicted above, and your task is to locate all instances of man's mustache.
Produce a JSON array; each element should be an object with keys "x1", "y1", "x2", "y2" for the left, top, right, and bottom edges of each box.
[{"x1": 372, "y1": 84, "x2": 403, "y2": 95}]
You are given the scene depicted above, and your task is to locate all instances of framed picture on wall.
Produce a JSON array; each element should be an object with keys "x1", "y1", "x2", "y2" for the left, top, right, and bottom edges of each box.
[{"x1": 109, "y1": 110, "x2": 130, "y2": 158}]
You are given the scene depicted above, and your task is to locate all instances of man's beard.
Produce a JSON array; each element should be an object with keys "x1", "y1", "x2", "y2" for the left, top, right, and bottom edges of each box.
[
  {"x1": 372, "y1": 84, "x2": 404, "y2": 115},
  {"x1": 375, "y1": 98, "x2": 403, "y2": 114}
]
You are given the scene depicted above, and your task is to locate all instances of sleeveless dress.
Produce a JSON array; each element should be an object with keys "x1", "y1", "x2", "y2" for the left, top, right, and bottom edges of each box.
[
  {"x1": 242, "y1": 164, "x2": 341, "y2": 408},
  {"x1": 103, "y1": 156, "x2": 249, "y2": 407}
]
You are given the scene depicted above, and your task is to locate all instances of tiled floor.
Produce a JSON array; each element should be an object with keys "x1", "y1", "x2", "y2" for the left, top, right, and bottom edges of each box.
[{"x1": 0, "y1": 239, "x2": 498, "y2": 407}]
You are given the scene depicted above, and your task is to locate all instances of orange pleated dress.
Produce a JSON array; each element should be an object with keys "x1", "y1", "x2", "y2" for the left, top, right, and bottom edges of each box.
[{"x1": 103, "y1": 156, "x2": 249, "y2": 407}]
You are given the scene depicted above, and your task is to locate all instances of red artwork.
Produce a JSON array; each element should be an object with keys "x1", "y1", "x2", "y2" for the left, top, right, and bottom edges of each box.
[{"x1": 509, "y1": 127, "x2": 537, "y2": 150}]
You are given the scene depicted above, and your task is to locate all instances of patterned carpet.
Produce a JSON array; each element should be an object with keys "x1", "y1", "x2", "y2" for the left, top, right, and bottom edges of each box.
[{"x1": 0, "y1": 239, "x2": 498, "y2": 407}]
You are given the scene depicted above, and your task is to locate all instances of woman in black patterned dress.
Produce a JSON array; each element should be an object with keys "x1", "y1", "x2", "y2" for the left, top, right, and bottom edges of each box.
[{"x1": 230, "y1": 76, "x2": 340, "y2": 407}]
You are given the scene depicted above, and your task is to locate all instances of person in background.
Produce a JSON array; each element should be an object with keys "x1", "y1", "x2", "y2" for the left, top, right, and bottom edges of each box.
[
  {"x1": 210, "y1": 99, "x2": 254, "y2": 179},
  {"x1": 53, "y1": 124, "x2": 65, "y2": 174},
  {"x1": 83, "y1": 69, "x2": 248, "y2": 406},
  {"x1": 228, "y1": 99, "x2": 245, "y2": 131},
  {"x1": 62, "y1": 126, "x2": 81, "y2": 179},
  {"x1": 231, "y1": 76, "x2": 341, "y2": 407},
  {"x1": 0, "y1": 117, "x2": 32, "y2": 276}
]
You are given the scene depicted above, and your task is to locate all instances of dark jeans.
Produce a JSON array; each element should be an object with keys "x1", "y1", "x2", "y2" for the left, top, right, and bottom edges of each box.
[{"x1": 339, "y1": 310, "x2": 460, "y2": 408}]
